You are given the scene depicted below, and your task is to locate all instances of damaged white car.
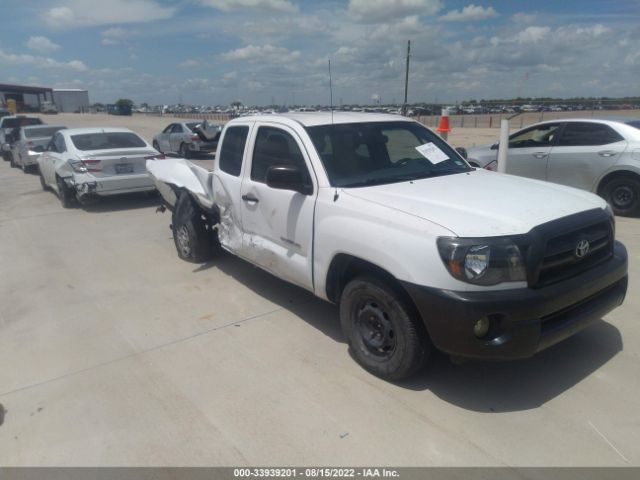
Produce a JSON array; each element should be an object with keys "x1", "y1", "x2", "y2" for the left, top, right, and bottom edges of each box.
[{"x1": 38, "y1": 127, "x2": 164, "y2": 208}]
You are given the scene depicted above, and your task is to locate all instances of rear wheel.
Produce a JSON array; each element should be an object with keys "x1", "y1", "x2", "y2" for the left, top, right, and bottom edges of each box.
[
  {"x1": 39, "y1": 167, "x2": 49, "y2": 191},
  {"x1": 9, "y1": 152, "x2": 16, "y2": 168},
  {"x1": 179, "y1": 142, "x2": 191, "y2": 159},
  {"x1": 340, "y1": 275, "x2": 430, "y2": 380},
  {"x1": 56, "y1": 176, "x2": 75, "y2": 209},
  {"x1": 172, "y1": 192, "x2": 214, "y2": 263},
  {"x1": 601, "y1": 176, "x2": 640, "y2": 217}
]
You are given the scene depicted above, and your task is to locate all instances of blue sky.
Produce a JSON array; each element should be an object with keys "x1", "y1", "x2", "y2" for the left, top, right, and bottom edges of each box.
[{"x1": 1, "y1": 0, "x2": 639, "y2": 105}]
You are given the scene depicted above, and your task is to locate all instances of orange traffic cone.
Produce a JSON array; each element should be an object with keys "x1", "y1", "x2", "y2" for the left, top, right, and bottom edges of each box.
[{"x1": 436, "y1": 108, "x2": 452, "y2": 140}]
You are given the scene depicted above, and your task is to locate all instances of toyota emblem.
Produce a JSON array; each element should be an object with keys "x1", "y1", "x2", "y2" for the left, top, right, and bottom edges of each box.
[{"x1": 575, "y1": 239, "x2": 590, "y2": 258}]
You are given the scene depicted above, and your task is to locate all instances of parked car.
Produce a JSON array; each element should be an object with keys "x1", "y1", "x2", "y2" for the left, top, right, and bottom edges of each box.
[
  {"x1": 10, "y1": 124, "x2": 67, "y2": 171},
  {"x1": 1, "y1": 115, "x2": 45, "y2": 162},
  {"x1": 152, "y1": 120, "x2": 222, "y2": 158},
  {"x1": 38, "y1": 127, "x2": 164, "y2": 207},
  {"x1": 466, "y1": 118, "x2": 640, "y2": 216},
  {"x1": 146, "y1": 112, "x2": 627, "y2": 380},
  {"x1": 40, "y1": 101, "x2": 58, "y2": 114}
]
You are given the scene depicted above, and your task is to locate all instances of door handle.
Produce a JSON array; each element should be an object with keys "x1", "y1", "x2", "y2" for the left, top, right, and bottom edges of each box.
[
  {"x1": 533, "y1": 152, "x2": 549, "y2": 159},
  {"x1": 598, "y1": 151, "x2": 617, "y2": 157},
  {"x1": 241, "y1": 194, "x2": 259, "y2": 203}
]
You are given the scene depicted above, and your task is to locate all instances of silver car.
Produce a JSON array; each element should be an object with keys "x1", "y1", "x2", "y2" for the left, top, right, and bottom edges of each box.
[
  {"x1": 38, "y1": 127, "x2": 164, "y2": 208},
  {"x1": 152, "y1": 120, "x2": 221, "y2": 158},
  {"x1": 11, "y1": 125, "x2": 66, "y2": 172},
  {"x1": 466, "y1": 118, "x2": 640, "y2": 216}
]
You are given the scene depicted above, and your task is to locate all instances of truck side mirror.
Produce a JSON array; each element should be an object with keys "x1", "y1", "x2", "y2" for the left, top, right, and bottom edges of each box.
[{"x1": 266, "y1": 165, "x2": 312, "y2": 195}]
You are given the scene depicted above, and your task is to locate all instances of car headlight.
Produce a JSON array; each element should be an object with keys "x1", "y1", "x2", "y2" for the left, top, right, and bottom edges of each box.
[{"x1": 437, "y1": 237, "x2": 526, "y2": 285}]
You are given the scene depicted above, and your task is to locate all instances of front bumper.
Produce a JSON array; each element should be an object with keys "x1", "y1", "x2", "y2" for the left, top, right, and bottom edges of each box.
[{"x1": 402, "y1": 241, "x2": 628, "y2": 360}]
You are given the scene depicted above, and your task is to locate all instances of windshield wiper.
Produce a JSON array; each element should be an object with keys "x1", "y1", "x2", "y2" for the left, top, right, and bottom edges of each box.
[{"x1": 340, "y1": 170, "x2": 467, "y2": 188}]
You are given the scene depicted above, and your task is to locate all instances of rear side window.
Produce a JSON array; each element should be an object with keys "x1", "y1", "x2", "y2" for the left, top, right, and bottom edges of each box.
[
  {"x1": 52, "y1": 133, "x2": 67, "y2": 153},
  {"x1": 556, "y1": 123, "x2": 623, "y2": 146},
  {"x1": 219, "y1": 126, "x2": 249, "y2": 176},
  {"x1": 71, "y1": 132, "x2": 146, "y2": 150},
  {"x1": 251, "y1": 127, "x2": 310, "y2": 184}
]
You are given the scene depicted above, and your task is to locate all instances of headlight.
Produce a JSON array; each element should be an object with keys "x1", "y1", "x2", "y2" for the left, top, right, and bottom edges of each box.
[
  {"x1": 605, "y1": 204, "x2": 615, "y2": 234},
  {"x1": 437, "y1": 237, "x2": 526, "y2": 285}
]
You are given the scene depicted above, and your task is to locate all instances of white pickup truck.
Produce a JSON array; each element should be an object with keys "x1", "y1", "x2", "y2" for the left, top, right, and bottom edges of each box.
[{"x1": 147, "y1": 113, "x2": 628, "y2": 380}]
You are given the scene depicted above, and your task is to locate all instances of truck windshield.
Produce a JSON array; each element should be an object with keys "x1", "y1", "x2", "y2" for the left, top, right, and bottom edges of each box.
[{"x1": 305, "y1": 121, "x2": 470, "y2": 187}]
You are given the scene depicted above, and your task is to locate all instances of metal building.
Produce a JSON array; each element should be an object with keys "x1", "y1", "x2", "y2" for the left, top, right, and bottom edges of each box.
[{"x1": 52, "y1": 89, "x2": 90, "y2": 113}]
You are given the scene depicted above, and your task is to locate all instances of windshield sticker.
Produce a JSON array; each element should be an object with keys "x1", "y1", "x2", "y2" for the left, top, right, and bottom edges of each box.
[{"x1": 415, "y1": 142, "x2": 449, "y2": 164}]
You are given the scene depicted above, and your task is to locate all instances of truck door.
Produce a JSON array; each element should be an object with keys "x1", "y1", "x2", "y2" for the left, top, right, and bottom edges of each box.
[
  {"x1": 239, "y1": 124, "x2": 317, "y2": 290},
  {"x1": 211, "y1": 124, "x2": 251, "y2": 253}
]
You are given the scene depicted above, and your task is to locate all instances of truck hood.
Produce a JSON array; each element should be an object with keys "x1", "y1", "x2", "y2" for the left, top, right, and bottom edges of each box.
[{"x1": 342, "y1": 169, "x2": 606, "y2": 237}]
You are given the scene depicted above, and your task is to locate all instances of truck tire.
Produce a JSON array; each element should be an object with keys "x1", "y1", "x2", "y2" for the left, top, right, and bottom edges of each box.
[
  {"x1": 340, "y1": 275, "x2": 430, "y2": 380},
  {"x1": 601, "y1": 176, "x2": 640, "y2": 217},
  {"x1": 56, "y1": 176, "x2": 75, "y2": 209},
  {"x1": 172, "y1": 192, "x2": 213, "y2": 263}
]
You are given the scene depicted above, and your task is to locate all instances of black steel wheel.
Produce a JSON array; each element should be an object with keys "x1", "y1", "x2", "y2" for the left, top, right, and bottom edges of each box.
[
  {"x1": 172, "y1": 191, "x2": 215, "y2": 263},
  {"x1": 340, "y1": 275, "x2": 430, "y2": 380}
]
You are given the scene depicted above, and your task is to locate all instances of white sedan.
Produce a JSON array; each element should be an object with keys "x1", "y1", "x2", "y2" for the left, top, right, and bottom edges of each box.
[
  {"x1": 466, "y1": 118, "x2": 640, "y2": 216},
  {"x1": 37, "y1": 127, "x2": 165, "y2": 208}
]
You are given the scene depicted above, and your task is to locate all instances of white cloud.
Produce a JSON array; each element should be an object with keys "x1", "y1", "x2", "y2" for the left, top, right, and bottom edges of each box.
[
  {"x1": 25, "y1": 36, "x2": 61, "y2": 53},
  {"x1": 512, "y1": 12, "x2": 537, "y2": 24},
  {"x1": 197, "y1": 0, "x2": 298, "y2": 13},
  {"x1": 441, "y1": 4, "x2": 498, "y2": 22},
  {"x1": 44, "y1": 0, "x2": 176, "y2": 29},
  {"x1": 180, "y1": 59, "x2": 200, "y2": 67},
  {"x1": 0, "y1": 49, "x2": 88, "y2": 72},
  {"x1": 348, "y1": 0, "x2": 442, "y2": 23},
  {"x1": 100, "y1": 27, "x2": 130, "y2": 45},
  {"x1": 221, "y1": 44, "x2": 300, "y2": 63},
  {"x1": 516, "y1": 26, "x2": 550, "y2": 44}
]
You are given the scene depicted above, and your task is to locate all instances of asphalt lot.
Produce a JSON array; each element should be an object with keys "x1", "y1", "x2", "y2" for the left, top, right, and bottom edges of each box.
[{"x1": 0, "y1": 116, "x2": 639, "y2": 466}]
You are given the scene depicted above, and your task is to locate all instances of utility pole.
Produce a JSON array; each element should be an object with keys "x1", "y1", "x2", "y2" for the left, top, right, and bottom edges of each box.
[{"x1": 402, "y1": 40, "x2": 411, "y2": 116}]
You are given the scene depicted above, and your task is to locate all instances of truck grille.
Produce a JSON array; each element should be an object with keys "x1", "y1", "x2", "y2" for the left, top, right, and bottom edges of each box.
[{"x1": 533, "y1": 219, "x2": 613, "y2": 288}]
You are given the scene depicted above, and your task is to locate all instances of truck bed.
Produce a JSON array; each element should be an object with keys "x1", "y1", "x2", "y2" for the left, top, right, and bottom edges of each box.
[{"x1": 146, "y1": 157, "x2": 215, "y2": 210}]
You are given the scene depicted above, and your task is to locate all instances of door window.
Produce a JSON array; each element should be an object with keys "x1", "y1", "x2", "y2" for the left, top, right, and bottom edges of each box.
[
  {"x1": 509, "y1": 124, "x2": 561, "y2": 149},
  {"x1": 162, "y1": 124, "x2": 173, "y2": 134},
  {"x1": 251, "y1": 127, "x2": 311, "y2": 185},
  {"x1": 555, "y1": 122, "x2": 623, "y2": 146},
  {"x1": 218, "y1": 126, "x2": 249, "y2": 176},
  {"x1": 171, "y1": 124, "x2": 184, "y2": 133}
]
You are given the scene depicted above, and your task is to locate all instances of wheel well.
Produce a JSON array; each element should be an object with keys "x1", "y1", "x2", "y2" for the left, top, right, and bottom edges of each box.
[
  {"x1": 597, "y1": 170, "x2": 640, "y2": 195},
  {"x1": 326, "y1": 254, "x2": 410, "y2": 304}
]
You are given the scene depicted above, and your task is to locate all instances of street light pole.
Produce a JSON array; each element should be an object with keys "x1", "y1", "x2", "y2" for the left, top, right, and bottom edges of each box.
[{"x1": 402, "y1": 40, "x2": 411, "y2": 116}]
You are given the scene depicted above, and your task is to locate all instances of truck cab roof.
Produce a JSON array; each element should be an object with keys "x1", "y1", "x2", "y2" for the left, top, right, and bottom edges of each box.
[{"x1": 229, "y1": 112, "x2": 411, "y2": 128}]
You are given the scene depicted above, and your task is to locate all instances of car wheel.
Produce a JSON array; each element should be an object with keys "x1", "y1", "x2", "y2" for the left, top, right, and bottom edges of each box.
[
  {"x1": 601, "y1": 176, "x2": 640, "y2": 217},
  {"x1": 152, "y1": 141, "x2": 163, "y2": 154},
  {"x1": 56, "y1": 176, "x2": 75, "y2": 209},
  {"x1": 39, "y1": 167, "x2": 49, "y2": 191},
  {"x1": 339, "y1": 275, "x2": 430, "y2": 380},
  {"x1": 179, "y1": 143, "x2": 191, "y2": 159},
  {"x1": 172, "y1": 191, "x2": 215, "y2": 263},
  {"x1": 9, "y1": 153, "x2": 16, "y2": 168}
]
